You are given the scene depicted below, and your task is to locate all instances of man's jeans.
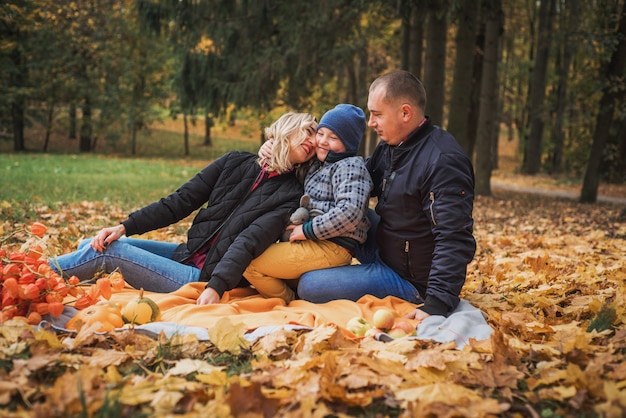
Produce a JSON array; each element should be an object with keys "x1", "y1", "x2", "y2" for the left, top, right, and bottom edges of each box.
[
  {"x1": 49, "y1": 237, "x2": 200, "y2": 292},
  {"x1": 297, "y1": 210, "x2": 423, "y2": 304}
]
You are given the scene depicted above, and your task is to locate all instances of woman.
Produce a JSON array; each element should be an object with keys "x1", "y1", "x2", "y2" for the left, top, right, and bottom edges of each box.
[
  {"x1": 50, "y1": 112, "x2": 317, "y2": 305},
  {"x1": 244, "y1": 104, "x2": 373, "y2": 303}
]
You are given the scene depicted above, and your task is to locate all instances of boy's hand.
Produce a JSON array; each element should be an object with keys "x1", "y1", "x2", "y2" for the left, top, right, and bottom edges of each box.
[{"x1": 288, "y1": 224, "x2": 306, "y2": 242}]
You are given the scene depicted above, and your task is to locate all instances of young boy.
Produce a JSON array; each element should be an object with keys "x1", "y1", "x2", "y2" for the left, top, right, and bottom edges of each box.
[{"x1": 244, "y1": 104, "x2": 373, "y2": 303}]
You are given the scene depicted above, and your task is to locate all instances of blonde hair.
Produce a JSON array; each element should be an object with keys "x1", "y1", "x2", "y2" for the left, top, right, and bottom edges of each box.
[{"x1": 260, "y1": 112, "x2": 316, "y2": 173}]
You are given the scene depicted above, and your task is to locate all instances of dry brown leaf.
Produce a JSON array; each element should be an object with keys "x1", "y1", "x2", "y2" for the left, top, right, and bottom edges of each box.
[
  {"x1": 293, "y1": 324, "x2": 338, "y2": 357},
  {"x1": 2, "y1": 188, "x2": 626, "y2": 416}
]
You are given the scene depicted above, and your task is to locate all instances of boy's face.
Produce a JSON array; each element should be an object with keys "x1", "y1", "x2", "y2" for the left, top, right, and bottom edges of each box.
[{"x1": 315, "y1": 127, "x2": 346, "y2": 162}]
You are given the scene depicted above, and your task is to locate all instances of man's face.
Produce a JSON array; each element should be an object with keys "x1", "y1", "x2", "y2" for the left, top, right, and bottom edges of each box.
[{"x1": 367, "y1": 86, "x2": 405, "y2": 146}]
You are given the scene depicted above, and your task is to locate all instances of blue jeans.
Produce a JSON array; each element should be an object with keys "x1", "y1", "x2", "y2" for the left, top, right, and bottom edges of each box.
[
  {"x1": 297, "y1": 209, "x2": 423, "y2": 304},
  {"x1": 49, "y1": 237, "x2": 201, "y2": 292}
]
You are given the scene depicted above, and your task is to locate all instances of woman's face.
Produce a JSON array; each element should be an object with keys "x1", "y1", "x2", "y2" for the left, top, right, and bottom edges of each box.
[
  {"x1": 287, "y1": 124, "x2": 316, "y2": 164},
  {"x1": 315, "y1": 127, "x2": 346, "y2": 162}
]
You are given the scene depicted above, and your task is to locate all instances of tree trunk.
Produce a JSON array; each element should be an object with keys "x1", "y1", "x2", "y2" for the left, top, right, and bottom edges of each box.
[
  {"x1": 614, "y1": 117, "x2": 626, "y2": 183},
  {"x1": 357, "y1": 47, "x2": 374, "y2": 157},
  {"x1": 130, "y1": 74, "x2": 145, "y2": 156},
  {"x1": 409, "y1": 1, "x2": 425, "y2": 79},
  {"x1": 11, "y1": 102, "x2": 25, "y2": 152},
  {"x1": 423, "y1": 1, "x2": 448, "y2": 126},
  {"x1": 549, "y1": 0, "x2": 579, "y2": 174},
  {"x1": 474, "y1": 0, "x2": 502, "y2": 196},
  {"x1": 581, "y1": 8, "x2": 626, "y2": 203},
  {"x1": 43, "y1": 102, "x2": 55, "y2": 152},
  {"x1": 183, "y1": 113, "x2": 190, "y2": 157},
  {"x1": 79, "y1": 97, "x2": 92, "y2": 152},
  {"x1": 491, "y1": 15, "x2": 504, "y2": 171},
  {"x1": 620, "y1": 128, "x2": 626, "y2": 183},
  {"x1": 204, "y1": 113, "x2": 213, "y2": 146},
  {"x1": 467, "y1": 19, "x2": 485, "y2": 160},
  {"x1": 522, "y1": 0, "x2": 556, "y2": 174},
  {"x1": 400, "y1": 0, "x2": 412, "y2": 70},
  {"x1": 69, "y1": 103, "x2": 77, "y2": 140},
  {"x1": 345, "y1": 63, "x2": 358, "y2": 104},
  {"x1": 131, "y1": 124, "x2": 137, "y2": 155},
  {"x1": 10, "y1": 40, "x2": 25, "y2": 152},
  {"x1": 357, "y1": 46, "x2": 369, "y2": 109},
  {"x1": 447, "y1": 0, "x2": 479, "y2": 155}
]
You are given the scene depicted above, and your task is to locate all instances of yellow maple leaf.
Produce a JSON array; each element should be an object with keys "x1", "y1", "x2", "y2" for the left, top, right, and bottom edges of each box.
[
  {"x1": 395, "y1": 381, "x2": 482, "y2": 405},
  {"x1": 166, "y1": 358, "x2": 224, "y2": 376},
  {"x1": 208, "y1": 317, "x2": 248, "y2": 354}
]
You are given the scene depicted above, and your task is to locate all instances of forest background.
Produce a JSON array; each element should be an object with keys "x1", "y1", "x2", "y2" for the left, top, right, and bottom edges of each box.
[
  {"x1": 2, "y1": 0, "x2": 626, "y2": 204},
  {"x1": 1, "y1": 1, "x2": 626, "y2": 417}
]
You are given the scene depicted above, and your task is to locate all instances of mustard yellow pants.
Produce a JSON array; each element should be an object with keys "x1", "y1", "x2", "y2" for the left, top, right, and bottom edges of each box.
[{"x1": 243, "y1": 240, "x2": 352, "y2": 303}]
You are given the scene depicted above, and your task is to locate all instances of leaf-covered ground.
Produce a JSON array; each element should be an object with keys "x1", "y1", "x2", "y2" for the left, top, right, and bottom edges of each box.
[{"x1": 1, "y1": 185, "x2": 625, "y2": 417}]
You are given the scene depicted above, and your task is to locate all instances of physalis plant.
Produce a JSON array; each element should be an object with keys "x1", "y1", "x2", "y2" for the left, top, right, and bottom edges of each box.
[{"x1": 0, "y1": 222, "x2": 125, "y2": 325}]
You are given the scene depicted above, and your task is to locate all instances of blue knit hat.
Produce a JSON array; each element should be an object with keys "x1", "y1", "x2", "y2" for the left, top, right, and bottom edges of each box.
[{"x1": 317, "y1": 104, "x2": 366, "y2": 155}]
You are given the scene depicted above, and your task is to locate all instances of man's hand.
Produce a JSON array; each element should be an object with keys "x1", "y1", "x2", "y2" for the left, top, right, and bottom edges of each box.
[
  {"x1": 91, "y1": 224, "x2": 126, "y2": 252},
  {"x1": 196, "y1": 287, "x2": 221, "y2": 305},
  {"x1": 404, "y1": 308, "x2": 430, "y2": 321}
]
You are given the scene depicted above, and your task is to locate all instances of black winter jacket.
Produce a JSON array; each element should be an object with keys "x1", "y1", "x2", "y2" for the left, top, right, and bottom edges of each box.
[
  {"x1": 122, "y1": 152, "x2": 303, "y2": 296},
  {"x1": 367, "y1": 118, "x2": 476, "y2": 316}
]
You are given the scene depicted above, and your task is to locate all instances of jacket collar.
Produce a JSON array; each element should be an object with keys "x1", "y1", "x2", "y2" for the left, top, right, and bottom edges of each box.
[
  {"x1": 397, "y1": 116, "x2": 433, "y2": 148},
  {"x1": 324, "y1": 151, "x2": 355, "y2": 163}
]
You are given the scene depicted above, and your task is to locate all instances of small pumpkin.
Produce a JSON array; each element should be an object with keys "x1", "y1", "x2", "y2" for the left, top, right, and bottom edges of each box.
[
  {"x1": 66, "y1": 302, "x2": 124, "y2": 332},
  {"x1": 121, "y1": 288, "x2": 161, "y2": 325}
]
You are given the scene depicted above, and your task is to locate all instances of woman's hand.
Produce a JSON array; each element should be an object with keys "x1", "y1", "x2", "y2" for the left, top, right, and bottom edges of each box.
[
  {"x1": 91, "y1": 224, "x2": 126, "y2": 252},
  {"x1": 196, "y1": 287, "x2": 221, "y2": 305}
]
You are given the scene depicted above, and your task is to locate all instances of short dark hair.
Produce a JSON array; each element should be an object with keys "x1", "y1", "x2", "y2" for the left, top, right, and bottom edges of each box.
[{"x1": 370, "y1": 70, "x2": 426, "y2": 111}]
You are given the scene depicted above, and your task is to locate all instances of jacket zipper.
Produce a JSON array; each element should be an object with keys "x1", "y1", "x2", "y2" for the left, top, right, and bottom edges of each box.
[
  {"x1": 404, "y1": 191, "x2": 435, "y2": 280},
  {"x1": 429, "y1": 191, "x2": 437, "y2": 225},
  {"x1": 404, "y1": 240, "x2": 413, "y2": 278}
]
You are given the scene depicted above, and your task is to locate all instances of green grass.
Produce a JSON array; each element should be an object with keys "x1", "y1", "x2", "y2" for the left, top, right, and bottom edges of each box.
[
  {"x1": 102, "y1": 128, "x2": 262, "y2": 160},
  {"x1": 0, "y1": 125, "x2": 263, "y2": 226},
  {"x1": 0, "y1": 129, "x2": 261, "y2": 211},
  {"x1": 0, "y1": 153, "x2": 203, "y2": 209}
]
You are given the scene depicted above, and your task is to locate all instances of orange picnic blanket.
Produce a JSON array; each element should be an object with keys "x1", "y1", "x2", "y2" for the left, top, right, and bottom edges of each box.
[
  {"x1": 105, "y1": 282, "x2": 419, "y2": 331},
  {"x1": 54, "y1": 283, "x2": 492, "y2": 348}
]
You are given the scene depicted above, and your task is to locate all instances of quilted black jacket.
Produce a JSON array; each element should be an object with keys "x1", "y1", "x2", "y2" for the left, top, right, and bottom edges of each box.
[{"x1": 122, "y1": 151, "x2": 303, "y2": 296}]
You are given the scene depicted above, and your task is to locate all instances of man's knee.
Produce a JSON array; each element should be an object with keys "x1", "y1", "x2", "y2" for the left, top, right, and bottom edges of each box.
[{"x1": 296, "y1": 270, "x2": 321, "y2": 301}]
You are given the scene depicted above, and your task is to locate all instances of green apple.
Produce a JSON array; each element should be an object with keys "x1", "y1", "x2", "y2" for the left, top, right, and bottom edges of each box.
[{"x1": 346, "y1": 316, "x2": 372, "y2": 337}]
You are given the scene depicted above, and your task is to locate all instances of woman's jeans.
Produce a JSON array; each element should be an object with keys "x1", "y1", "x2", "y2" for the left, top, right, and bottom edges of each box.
[
  {"x1": 49, "y1": 237, "x2": 200, "y2": 293},
  {"x1": 297, "y1": 210, "x2": 424, "y2": 304}
]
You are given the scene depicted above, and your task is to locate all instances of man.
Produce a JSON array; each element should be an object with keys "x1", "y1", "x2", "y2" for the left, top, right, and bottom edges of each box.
[{"x1": 297, "y1": 70, "x2": 476, "y2": 320}]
